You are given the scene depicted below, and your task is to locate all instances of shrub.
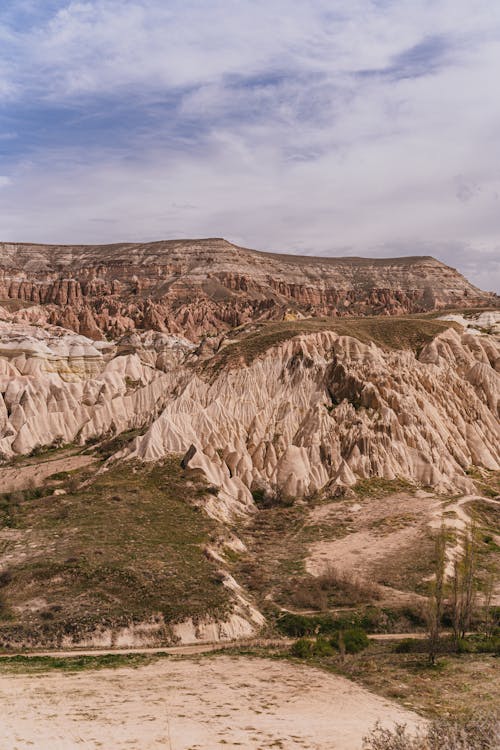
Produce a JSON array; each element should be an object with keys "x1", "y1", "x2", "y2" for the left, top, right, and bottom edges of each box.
[
  {"x1": 48, "y1": 471, "x2": 70, "y2": 481},
  {"x1": 290, "y1": 637, "x2": 315, "y2": 658},
  {"x1": 330, "y1": 627, "x2": 370, "y2": 654},
  {"x1": 277, "y1": 613, "x2": 318, "y2": 637},
  {"x1": 330, "y1": 628, "x2": 370, "y2": 654},
  {"x1": 393, "y1": 638, "x2": 423, "y2": 654},
  {"x1": 288, "y1": 567, "x2": 381, "y2": 611},
  {"x1": 289, "y1": 579, "x2": 328, "y2": 610},
  {"x1": 363, "y1": 713, "x2": 500, "y2": 750},
  {"x1": 290, "y1": 636, "x2": 335, "y2": 658},
  {"x1": 313, "y1": 637, "x2": 335, "y2": 657},
  {"x1": 474, "y1": 636, "x2": 500, "y2": 655}
]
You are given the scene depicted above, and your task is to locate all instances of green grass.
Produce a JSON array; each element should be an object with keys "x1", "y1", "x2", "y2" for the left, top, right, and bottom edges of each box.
[
  {"x1": 0, "y1": 652, "x2": 171, "y2": 673},
  {"x1": 0, "y1": 459, "x2": 231, "y2": 646},
  {"x1": 205, "y1": 316, "x2": 462, "y2": 372},
  {"x1": 353, "y1": 477, "x2": 416, "y2": 499}
]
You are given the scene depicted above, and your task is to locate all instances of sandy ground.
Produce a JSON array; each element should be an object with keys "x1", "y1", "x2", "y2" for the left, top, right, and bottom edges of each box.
[
  {"x1": 306, "y1": 491, "x2": 437, "y2": 579},
  {"x1": 0, "y1": 453, "x2": 95, "y2": 493},
  {"x1": 0, "y1": 656, "x2": 421, "y2": 750}
]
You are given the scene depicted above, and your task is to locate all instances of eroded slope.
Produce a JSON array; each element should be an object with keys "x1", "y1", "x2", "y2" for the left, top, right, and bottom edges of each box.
[{"x1": 1, "y1": 238, "x2": 495, "y2": 340}]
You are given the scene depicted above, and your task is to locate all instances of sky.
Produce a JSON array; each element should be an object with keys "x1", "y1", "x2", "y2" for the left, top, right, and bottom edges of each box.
[{"x1": 0, "y1": 1, "x2": 499, "y2": 291}]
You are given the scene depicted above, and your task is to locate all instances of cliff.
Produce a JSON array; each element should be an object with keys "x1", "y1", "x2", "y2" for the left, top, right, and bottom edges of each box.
[{"x1": 0, "y1": 238, "x2": 495, "y2": 341}]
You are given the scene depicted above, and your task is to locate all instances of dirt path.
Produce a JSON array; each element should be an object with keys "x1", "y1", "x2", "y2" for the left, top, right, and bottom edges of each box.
[
  {"x1": 0, "y1": 452, "x2": 95, "y2": 493},
  {"x1": 430, "y1": 494, "x2": 500, "y2": 576},
  {"x1": 0, "y1": 655, "x2": 422, "y2": 750},
  {"x1": 0, "y1": 633, "x2": 431, "y2": 661}
]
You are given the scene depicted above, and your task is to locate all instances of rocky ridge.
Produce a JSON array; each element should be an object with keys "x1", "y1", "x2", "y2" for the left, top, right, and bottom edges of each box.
[
  {"x1": 131, "y1": 315, "x2": 500, "y2": 520},
  {"x1": 0, "y1": 239, "x2": 495, "y2": 341},
  {"x1": 1, "y1": 306, "x2": 498, "y2": 520}
]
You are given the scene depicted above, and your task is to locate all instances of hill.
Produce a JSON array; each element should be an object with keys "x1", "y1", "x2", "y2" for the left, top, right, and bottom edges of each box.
[{"x1": 0, "y1": 238, "x2": 495, "y2": 341}]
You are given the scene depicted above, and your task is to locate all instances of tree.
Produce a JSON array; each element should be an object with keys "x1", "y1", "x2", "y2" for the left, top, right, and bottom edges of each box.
[
  {"x1": 426, "y1": 524, "x2": 446, "y2": 665},
  {"x1": 450, "y1": 522, "x2": 477, "y2": 649}
]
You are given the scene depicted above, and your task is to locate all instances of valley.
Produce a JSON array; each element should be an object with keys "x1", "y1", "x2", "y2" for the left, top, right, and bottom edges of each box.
[{"x1": 0, "y1": 241, "x2": 498, "y2": 749}]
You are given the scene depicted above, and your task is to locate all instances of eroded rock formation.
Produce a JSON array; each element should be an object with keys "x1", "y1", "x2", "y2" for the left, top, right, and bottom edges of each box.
[
  {"x1": 1, "y1": 306, "x2": 498, "y2": 521},
  {"x1": 131, "y1": 316, "x2": 500, "y2": 519},
  {"x1": 1, "y1": 238, "x2": 495, "y2": 341}
]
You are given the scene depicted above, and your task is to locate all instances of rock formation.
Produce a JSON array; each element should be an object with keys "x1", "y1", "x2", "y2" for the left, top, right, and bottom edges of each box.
[
  {"x1": 131, "y1": 315, "x2": 500, "y2": 519},
  {"x1": 1, "y1": 302, "x2": 498, "y2": 521},
  {"x1": 0, "y1": 238, "x2": 495, "y2": 341}
]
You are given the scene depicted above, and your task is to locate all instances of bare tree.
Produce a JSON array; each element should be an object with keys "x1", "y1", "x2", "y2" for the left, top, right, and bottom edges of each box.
[
  {"x1": 481, "y1": 572, "x2": 497, "y2": 638},
  {"x1": 451, "y1": 522, "x2": 477, "y2": 648},
  {"x1": 427, "y1": 524, "x2": 447, "y2": 665}
]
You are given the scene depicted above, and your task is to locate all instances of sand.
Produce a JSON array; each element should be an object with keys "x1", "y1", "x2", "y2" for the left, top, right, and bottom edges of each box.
[{"x1": 0, "y1": 655, "x2": 421, "y2": 750}]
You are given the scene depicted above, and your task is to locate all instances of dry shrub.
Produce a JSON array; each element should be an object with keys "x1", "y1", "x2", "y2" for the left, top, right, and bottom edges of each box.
[
  {"x1": 291, "y1": 579, "x2": 328, "y2": 610},
  {"x1": 290, "y1": 566, "x2": 381, "y2": 610},
  {"x1": 363, "y1": 713, "x2": 500, "y2": 750},
  {"x1": 318, "y1": 565, "x2": 381, "y2": 604}
]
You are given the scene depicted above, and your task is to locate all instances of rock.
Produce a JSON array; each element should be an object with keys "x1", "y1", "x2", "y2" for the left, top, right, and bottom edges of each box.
[{"x1": 0, "y1": 238, "x2": 496, "y2": 342}]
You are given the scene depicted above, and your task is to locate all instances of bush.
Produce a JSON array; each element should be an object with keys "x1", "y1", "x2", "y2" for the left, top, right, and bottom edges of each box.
[
  {"x1": 290, "y1": 636, "x2": 334, "y2": 658},
  {"x1": 393, "y1": 638, "x2": 423, "y2": 654},
  {"x1": 330, "y1": 627, "x2": 370, "y2": 654},
  {"x1": 288, "y1": 567, "x2": 381, "y2": 611},
  {"x1": 276, "y1": 611, "x2": 388, "y2": 638},
  {"x1": 290, "y1": 578, "x2": 328, "y2": 610},
  {"x1": 290, "y1": 637, "x2": 315, "y2": 658},
  {"x1": 313, "y1": 637, "x2": 335, "y2": 657},
  {"x1": 363, "y1": 713, "x2": 500, "y2": 750},
  {"x1": 473, "y1": 636, "x2": 500, "y2": 655},
  {"x1": 277, "y1": 613, "x2": 318, "y2": 637}
]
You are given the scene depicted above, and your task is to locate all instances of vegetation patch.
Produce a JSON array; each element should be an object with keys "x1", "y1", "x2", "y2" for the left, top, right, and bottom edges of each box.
[
  {"x1": 0, "y1": 652, "x2": 170, "y2": 674},
  {"x1": 205, "y1": 315, "x2": 462, "y2": 372},
  {"x1": 363, "y1": 713, "x2": 499, "y2": 750},
  {"x1": 286, "y1": 567, "x2": 381, "y2": 610},
  {"x1": 0, "y1": 459, "x2": 231, "y2": 647}
]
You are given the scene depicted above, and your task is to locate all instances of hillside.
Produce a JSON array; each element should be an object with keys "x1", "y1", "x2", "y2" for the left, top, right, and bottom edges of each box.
[
  {"x1": 0, "y1": 304, "x2": 498, "y2": 647},
  {"x1": 0, "y1": 238, "x2": 495, "y2": 340}
]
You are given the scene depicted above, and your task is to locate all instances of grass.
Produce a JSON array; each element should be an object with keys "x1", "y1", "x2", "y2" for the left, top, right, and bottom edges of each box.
[
  {"x1": 205, "y1": 316, "x2": 463, "y2": 372},
  {"x1": 285, "y1": 639, "x2": 500, "y2": 718},
  {"x1": 354, "y1": 477, "x2": 416, "y2": 499},
  {"x1": 0, "y1": 652, "x2": 171, "y2": 674},
  {"x1": 0, "y1": 458, "x2": 231, "y2": 647},
  {"x1": 233, "y1": 502, "x2": 329, "y2": 611}
]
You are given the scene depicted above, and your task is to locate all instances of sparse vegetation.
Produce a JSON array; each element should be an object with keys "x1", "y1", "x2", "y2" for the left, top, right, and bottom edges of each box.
[
  {"x1": 0, "y1": 652, "x2": 171, "y2": 674},
  {"x1": 363, "y1": 712, "x2": 500, "y2": 750},
  {"x1": 288, "y1": 566, "x2": 381, "y2": 610},
  {"x1": 0, "y1": 459, "x2": 231, "y2": 647},
  {"x1": 205, "y1": 316, "x2": 463, "y2": 373}
]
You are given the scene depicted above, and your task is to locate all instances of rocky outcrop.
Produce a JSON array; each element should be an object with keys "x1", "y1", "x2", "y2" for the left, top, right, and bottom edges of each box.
[
  {"x1": 127, "y1": 313, "x2": 500, "y2": 520},
  {"x1": 0, "y1": 320, "x2": 195, "y2": 458},
  {"x1": 0, "y1": 311, "x2": 498, "y2": 522},
  {"x1": 1, "y1": 238, "x2": 495, "y2": 341}
]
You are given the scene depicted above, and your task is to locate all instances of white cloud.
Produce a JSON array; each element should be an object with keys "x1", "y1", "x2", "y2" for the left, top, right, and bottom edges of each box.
[{"x1": 0, "y1": 1, "x2": 499, "y2": 290}]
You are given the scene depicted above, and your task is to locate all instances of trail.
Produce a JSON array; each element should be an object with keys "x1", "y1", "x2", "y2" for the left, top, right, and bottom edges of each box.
[
  {"x1": 0, "y1": 632, "x2": 437, "y2": 661},
  {"x1": 430, "y1": 494, "x2": 500, "y2": 577}
]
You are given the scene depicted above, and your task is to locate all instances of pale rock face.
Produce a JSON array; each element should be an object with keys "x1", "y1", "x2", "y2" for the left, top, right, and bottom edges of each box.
[
  {"x1": 0, "y1": 323, "x2": 195, "y2": 458},
  {"x1": 130, "y1": 323, "x2": 499, "y2": 519},
  {"x1": 0, "y1": 314, "x2": 498, "y2": 524}
]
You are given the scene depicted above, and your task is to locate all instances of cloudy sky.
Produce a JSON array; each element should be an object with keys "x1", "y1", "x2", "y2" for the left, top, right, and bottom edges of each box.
[{"x1": 0, "y1": 1, "x2": 499, "y2": 290}]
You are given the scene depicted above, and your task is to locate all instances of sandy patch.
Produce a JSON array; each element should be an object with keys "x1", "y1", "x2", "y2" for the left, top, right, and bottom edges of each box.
[
  {"x1": 0, "y1": 656, "x2": 421, "y2": 750},
  {"x1": 306, "y1": 492, "x2": 437, "y2": 580},
  {"x1": 0, "y1": 453, "x2": 94, "y2": 493},
  {"x1": 306, "y1": 527, "x2": 418, "y2": 578}
]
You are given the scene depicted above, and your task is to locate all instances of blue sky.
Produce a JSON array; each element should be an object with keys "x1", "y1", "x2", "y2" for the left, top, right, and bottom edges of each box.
[{"x1": 0, "y1": 1, "x2": 499, "y2": 290}]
